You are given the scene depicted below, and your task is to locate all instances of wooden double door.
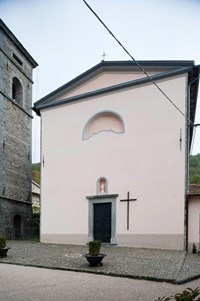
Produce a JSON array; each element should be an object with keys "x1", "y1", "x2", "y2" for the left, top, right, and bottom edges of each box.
[{"x1": 93, "y1": 202, "x2": 111, "y2": 243}]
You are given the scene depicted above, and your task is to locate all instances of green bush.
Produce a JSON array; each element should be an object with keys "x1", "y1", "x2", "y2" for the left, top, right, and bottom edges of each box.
[
  {"x1": 155, "y1": 287, "x2": 200, "y2": 301},
  {"x1": 189, "y1": 154, "x2": 200, "y2": 185},
  {"x1": 0, "y1": 236, "x2": 6, "y2": 249},
  {"x1": 88, "y1": 240, "x2": 101, "y2": 256},
  {"x1": 32, "y1": 213, "x2": 40, "y2": 238}
]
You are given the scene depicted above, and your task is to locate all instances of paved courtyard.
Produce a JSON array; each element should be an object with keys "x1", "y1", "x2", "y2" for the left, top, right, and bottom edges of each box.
[{"x1": 0, "y1": 240, "x2": 200, "y2": 284}]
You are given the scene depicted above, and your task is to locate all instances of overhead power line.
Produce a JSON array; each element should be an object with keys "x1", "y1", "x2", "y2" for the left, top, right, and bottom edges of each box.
[
  {"x1": 190, "y1": 126, "x2": 196, "y2": 154},
  {"x1": 83, "y1": 0, "x2": 194, "y2": 125}
]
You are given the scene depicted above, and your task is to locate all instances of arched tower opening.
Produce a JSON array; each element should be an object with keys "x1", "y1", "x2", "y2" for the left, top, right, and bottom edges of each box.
[{"x1": 12, "y1": 77, "x2": 23, "y2": 106}]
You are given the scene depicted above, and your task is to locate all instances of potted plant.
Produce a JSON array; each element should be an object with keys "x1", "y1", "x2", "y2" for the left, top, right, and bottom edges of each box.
[
  {"x1": 83, "y1": 240, "x2": 107, "y2": 266},
  {"x1": 0, "y1": 236, "x2": 9, "y2": 257}
]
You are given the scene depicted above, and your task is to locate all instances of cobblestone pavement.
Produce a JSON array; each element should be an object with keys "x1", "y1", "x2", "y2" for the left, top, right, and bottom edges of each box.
[{"x1": 0, "y1": 240, "x2": 200, "y2": 284}]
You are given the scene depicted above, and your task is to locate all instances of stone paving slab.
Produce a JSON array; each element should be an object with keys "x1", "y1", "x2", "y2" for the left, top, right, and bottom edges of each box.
[{"x1": 0, "y1": 240, "x2": 200, "y2": 284}]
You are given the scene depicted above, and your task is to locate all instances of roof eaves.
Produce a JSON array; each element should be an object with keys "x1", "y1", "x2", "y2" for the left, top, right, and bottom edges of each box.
[
  {"x1": 33, "y1": 66, "x2": 192, "y2": 114},
  {"x1": 34, "y1": 61, "x2": 104, "y2": 107},
  {"x1": 0, "y1": 19, "x2": 38, "y2": 68},
  {"x1": 188, "y1": 193, "x2": 200, "y2": 197},
  {"x1": 188, "y1": 66, "x2": 200, "y2": 148},
  {"x1": 32, "y1": 180, "x2": 40, "y2": 188},
  {"x1": 34, "y1": 60, "x2": 195, "y2": 107}
]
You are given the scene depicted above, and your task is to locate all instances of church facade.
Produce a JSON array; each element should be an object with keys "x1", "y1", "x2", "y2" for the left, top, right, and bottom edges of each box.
[
  {"x1": 34, "y1": 60, "x2": 199, "y2": 250},
  {"x1": 0, "y1": 19, "x2": 38, "y2": 239}
]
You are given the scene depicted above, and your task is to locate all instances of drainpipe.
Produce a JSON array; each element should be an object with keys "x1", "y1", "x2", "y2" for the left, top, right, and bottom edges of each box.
[{"x1": 184, "y1": 82, "x2": 190, "y2": 252}]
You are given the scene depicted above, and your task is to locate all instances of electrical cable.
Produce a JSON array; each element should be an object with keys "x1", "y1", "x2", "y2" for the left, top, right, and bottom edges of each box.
[
  {"x1": 83, "y1": 0, "x2": 194, "y2": 125},
  {"x1": 190, "y1": 126, "x2": 196, "y2": 154}
]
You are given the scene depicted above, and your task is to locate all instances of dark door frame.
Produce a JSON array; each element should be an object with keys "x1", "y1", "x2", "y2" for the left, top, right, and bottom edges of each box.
[{"x1": 86, "y1": 194, "x2": 118, "y2": 244}]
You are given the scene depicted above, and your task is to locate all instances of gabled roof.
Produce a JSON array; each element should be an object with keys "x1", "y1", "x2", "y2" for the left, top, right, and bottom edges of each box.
[
  {"x1": 0, "y1": 19, "x2": 38, "y2": 68},
  {"x1": 189, "y1": 184, "x2": 200, "y2": 196},
  {"x1": 33, "y1": 60, "x2": 199, "y2": 149},
  {"x1": 33, "y1": 60, "x2": 199, "y2": 114}
]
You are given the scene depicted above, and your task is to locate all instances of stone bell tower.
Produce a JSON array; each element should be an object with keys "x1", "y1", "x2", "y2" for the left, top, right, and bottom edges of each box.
[{"x1": 0, "y1": 19, "x2": 38, "y2": 239}]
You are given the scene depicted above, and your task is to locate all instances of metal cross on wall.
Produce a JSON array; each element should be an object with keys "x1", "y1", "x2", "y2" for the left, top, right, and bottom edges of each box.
[{"x1": 120, "y1": 191, "x2": 137, "y2": 230}]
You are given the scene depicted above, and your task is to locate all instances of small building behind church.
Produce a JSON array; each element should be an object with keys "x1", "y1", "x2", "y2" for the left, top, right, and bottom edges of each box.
[
  {"x1": 188, "y1": 184, "x2": 200, "y2": 251},
  {"x1": 33, "y1": 60, "x2": 199, "y2": 250},
  {"x1": 32, "y1": 180, "x2": 40, "y2": 213},
  {"x1": 0, "y1": 19, "x2": 38, "y2": 239}
]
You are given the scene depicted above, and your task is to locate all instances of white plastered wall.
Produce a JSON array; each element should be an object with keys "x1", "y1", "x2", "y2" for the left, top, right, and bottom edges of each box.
[
  {"x1": 58, "y1": 72, "x2": 157, "y2": 100},
  {"x1": 40, "y1": 74, "x2": 187, "y2": 249}
]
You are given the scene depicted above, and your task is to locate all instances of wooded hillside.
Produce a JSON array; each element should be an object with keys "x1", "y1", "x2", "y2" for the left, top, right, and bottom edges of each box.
[
  {"x1": 32, "y1": 163, "x2": 40, "y2": 184},
  {"x1": 189, "y1": 153, "x2": 200, "y2": 185}
]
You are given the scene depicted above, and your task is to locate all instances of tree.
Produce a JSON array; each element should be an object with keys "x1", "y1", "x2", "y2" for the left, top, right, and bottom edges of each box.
[
  {"x1": 189, "y1": 154, "x2": 200, "y2": 185},
  {"x1": 32, "y1": 163, "x2": 40, "y2": 184}
]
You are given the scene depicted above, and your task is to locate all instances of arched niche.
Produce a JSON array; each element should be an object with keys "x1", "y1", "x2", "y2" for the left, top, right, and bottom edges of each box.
[
  {"x1": 83, "y1": 111, "x2": 125, "y2": 140},
  {"x1": 12, "y1": 77, "x2": 23, "y2": 106},
  {"x1": 97, "y1": 177, "x2": 108, "y2": 195}
]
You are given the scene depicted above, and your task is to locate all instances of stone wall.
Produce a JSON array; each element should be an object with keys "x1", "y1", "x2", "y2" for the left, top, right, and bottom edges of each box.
[
  {"x1": 3, "y1": 99, "x2": 32, "y2": 202},
  {"x1": 0, "y1": 197, "x2": 33, "y2": 239},
  {"x1": 0, "y1": 20, "x2": 38, "y2": 239}
]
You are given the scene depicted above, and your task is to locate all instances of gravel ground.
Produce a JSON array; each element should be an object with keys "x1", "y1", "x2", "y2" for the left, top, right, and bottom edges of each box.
[{"x1": 0, "y1": 240, "x2": 200, "y2": 284}]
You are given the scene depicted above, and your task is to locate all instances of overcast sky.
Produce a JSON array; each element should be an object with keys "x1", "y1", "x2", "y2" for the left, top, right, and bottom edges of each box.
[{"x1": 1, "y1": 0, "x2": 200, "y2": 162}]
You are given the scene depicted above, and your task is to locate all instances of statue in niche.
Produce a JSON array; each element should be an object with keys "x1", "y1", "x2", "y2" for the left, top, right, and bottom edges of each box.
[
  {"x1": 99, "y1": 178, "x2": 107, "y2": 194},
  {"x1": 100, "y1": 183, "x2": 105, "y2": 193}
]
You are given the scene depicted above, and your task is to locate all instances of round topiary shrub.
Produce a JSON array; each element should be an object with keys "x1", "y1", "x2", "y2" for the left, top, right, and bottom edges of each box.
[{"x1": 89, "y1": 240, "x2": 101, "y2": 256}]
